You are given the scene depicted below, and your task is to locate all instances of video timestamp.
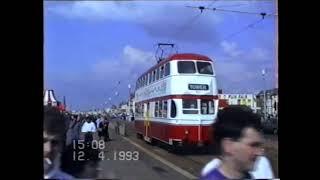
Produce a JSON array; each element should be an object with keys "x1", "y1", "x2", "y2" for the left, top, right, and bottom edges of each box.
[
  {"x1": 72, "y1": 140, "x2": 106, "y2": 161},
  {"x1": 72, "y1": 140, "x2": 139, "y2": 161},
  {"x1": 111, "y1": 151, "x2": 139, "y2": 161}
]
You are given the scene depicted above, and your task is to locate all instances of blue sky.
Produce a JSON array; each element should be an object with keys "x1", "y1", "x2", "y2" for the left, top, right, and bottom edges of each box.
[{"x1": 44, "y1": 1, "x2": 277, "y2": 111}]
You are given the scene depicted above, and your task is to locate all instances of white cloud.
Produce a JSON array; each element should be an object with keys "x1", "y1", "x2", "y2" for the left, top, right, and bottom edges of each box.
[
  {"x1": 220, "y1": 40, "x2": 271, "y2": 62},
  {"x1": 91, "y1": 45, "x2": 155, "y2": 83},
  {"x1": 215, "y1": 61, "x2": 248, "y2": 82},
  {"x1": 92, "y1": 59, "x2": 124, "y2": 79},
  {"x1": 46, "y1": 1, "x2": 223, "y2": 43},
  {"x1": 220, "y1": 40, "x2": 243, "y2": 57},
  {"x1": 247, "y1": 47, "x2": 269, "y2": 61},
  {"x1": 123, "y1": 45, "x2": 154, "y2": 65}
]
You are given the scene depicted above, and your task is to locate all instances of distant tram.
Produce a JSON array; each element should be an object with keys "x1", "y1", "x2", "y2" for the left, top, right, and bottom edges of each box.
[{"x1": 133, "y1": 53, "x2": 219, "y2": 149}]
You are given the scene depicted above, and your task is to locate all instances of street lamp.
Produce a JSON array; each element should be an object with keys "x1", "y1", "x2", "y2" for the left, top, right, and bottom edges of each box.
[{"x1": 262, "y1": 69, "x2": 267, "y2": 121}]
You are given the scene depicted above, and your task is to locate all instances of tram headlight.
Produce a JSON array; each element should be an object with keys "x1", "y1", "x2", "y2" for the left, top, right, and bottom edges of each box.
[{"x1": 185, "y1": 130, "x2": 189, "y2": 135}]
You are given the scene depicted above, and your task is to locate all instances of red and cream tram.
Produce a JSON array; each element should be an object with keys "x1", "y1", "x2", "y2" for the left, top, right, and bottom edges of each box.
[{"x1": 134, "y1": 53, "x2": 219, "y2": 148}]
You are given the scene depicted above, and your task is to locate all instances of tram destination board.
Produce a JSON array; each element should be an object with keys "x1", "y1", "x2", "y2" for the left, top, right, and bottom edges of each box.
[{"x1": 188, "y1": 84, "x2": 209, "y2": 90}]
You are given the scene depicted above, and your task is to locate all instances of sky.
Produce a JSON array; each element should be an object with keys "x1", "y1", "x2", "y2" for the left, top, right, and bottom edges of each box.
[{"x1": 44, "y1": 1, "x2": 278, "y2": 111}]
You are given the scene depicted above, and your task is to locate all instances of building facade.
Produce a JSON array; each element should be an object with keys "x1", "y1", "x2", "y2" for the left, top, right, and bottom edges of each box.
[
  {"x1": 256, "y1": 88, "x2": 278, "y2": 118},
  {"x1": 218, "y1": 93, "x2": 260, "y2": 113}
]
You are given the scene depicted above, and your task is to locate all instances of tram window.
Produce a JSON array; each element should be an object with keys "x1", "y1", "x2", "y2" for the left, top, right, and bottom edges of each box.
[
  {"x1": 201, "y1": 102, "x2": 208, "y2": 114},
  {"x1": 170, "y1": 100, "x2": 177, "y2": 118},
  {"x1": 136, "y1": 103, "x2": 140, "y2": 117},
  {"x1": 141, "y1": 104, "x2": 144, "y2": 117},
  {"x1": 183, "y1": 99, "x2": 198, "y2": 114},
  {"x1": 155, "y1": 101, "x2": 159, "y2": 117},
  {"x1": 165, "y1": 63, "x2": 170, "y2": 76},
  {"x1": 201, "y1": 100, "x2": 215, "y2": 114},
  {"x1": 159, "y1": 101, "x2": 163, "y2": 117},
  {"x1": 148, "y1": 73, "x2": 151, "y2": 84},
  {"x1": 197, "y1": 62, "x2": 213, "y2": 75},
  {"x1": 141, "y1": 77, "x2": 143, "y2": 87},
  {"x1": 146, "y1": 75, "x2": 148, "y2": 85},
  {"x1": 163, "y1": 101, "x2": 167, "y2": 118},
  {"x1": 135, "y1": 104, "x2": 138, "y2": 115},
  {"x1": 144, "y1": 76, "x2": 147, "y2": 86},
  {"x1": 147, "y1": 103, "x2": 150, "y2": 117},
  {"x1": 142, "y1": 104, "x2": 145, "y2": 117},
  {"x1": 152, "y1": 70, "x2": 156, "y2": 82},
  {"x1": 142, "y1": 76, "x2": 145, "y2": 86},
  {"x1": 183, "y1": 100, "x2": 198, "y2": 109},
  {"x1": 178, "y1": 61, "x2": 196, "y2": 74},
  {"x1": 160, "y1": 66, "x2": 164, "y2": 78},
  {"x1": 156, "y1": 68, "x2": 159, "y2": 81}
]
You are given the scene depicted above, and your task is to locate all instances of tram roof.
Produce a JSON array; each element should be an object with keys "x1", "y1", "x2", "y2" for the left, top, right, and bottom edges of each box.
[
  {"x1": 167, "y1": 53, "x2": 212, "y2": 61},
  {"x1": 138, "y1": 53, "x2": 213, "y2": 80}
]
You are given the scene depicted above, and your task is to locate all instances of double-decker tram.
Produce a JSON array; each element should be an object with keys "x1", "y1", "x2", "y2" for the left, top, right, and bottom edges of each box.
[{"x1": 133, "y1": 53, "x2": 219, "y2": 150}]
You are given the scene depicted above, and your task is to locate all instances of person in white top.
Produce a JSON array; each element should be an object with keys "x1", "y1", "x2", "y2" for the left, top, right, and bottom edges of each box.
[
  {"x1": 81, "y1": 118, "x2": 97, "y2": 133},
  {"x1": 81, "y1": 117, "x2": 97, "y2": 143},
  {"x1": 201, "y1": 155, "x2": 274, "y2": 179}
]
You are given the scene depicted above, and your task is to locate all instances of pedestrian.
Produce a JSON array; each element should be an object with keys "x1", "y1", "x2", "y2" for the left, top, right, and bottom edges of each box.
[
  {"x1": 99, "y1": 117, "x2": 110, "y2": 141},
  {"x1": 115, "y1": 119, "x2": 120, "y2": 135},
  {"x1": 66, "y1": 115, "x2": 82, "y2": 146},
  {"x1": 81, "y1": 115, "x2": 97, "y2": 143},
  {"x1": 43, "y1": 106, "x2": 74, "y2": 179},
  {"x1": 201, "y1": 156, "x2": 274, "y2": 179},
  {"x1": 201, "y1": 105, "x2": 270, "y2": 180},
  {"x1": 96, "y1": 115, "x2": 103, "y2": 140}
]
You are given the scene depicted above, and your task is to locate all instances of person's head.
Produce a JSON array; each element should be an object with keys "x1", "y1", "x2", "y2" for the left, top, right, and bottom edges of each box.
[
  {"x1": 85, "y1": 115, "x2": 91, "y2": 122},
  {"x1": 212, "y1": 105, "x2": 263, "y2": 173},
  {"x1": 44, "y1": 106, "x2": 67, "y2": 174}
]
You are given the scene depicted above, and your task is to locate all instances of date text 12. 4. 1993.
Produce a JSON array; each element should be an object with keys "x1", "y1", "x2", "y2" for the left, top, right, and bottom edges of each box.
[{"x1": 72, "y1": 140, "x2": 105, "y2": 161}]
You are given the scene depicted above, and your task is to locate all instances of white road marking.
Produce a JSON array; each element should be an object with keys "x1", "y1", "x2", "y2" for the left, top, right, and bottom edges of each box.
[{"x1": 122, "y1": 137, "x2": 198, "y2": 179}]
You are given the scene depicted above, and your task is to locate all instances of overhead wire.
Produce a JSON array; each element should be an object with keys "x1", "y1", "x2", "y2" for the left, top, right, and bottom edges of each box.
[{"x1": 223, "y1": 17, "x2": 265, "y2": 40}]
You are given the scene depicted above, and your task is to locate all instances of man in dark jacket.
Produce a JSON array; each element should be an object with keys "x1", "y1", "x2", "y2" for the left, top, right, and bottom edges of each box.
[{"x1": 99, "y1": 117, "x2": 110, "y2": 142}]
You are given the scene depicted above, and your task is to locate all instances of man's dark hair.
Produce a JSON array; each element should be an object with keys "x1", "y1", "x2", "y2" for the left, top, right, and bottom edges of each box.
[
  {"x1": 212, "y1": 105, "x2": 261, "y2": 154},
  {"x1": 44, "y1": 106, "x2": 67, "y2": 137}
]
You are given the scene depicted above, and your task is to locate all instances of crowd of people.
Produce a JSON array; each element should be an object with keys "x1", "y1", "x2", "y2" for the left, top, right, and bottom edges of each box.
[
  {"x1": 44, "y1": 105, "x2": 275, "y2": 180},
  {"x1": 44, "y1": 106, "x2": 111, "y2": 179}
]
